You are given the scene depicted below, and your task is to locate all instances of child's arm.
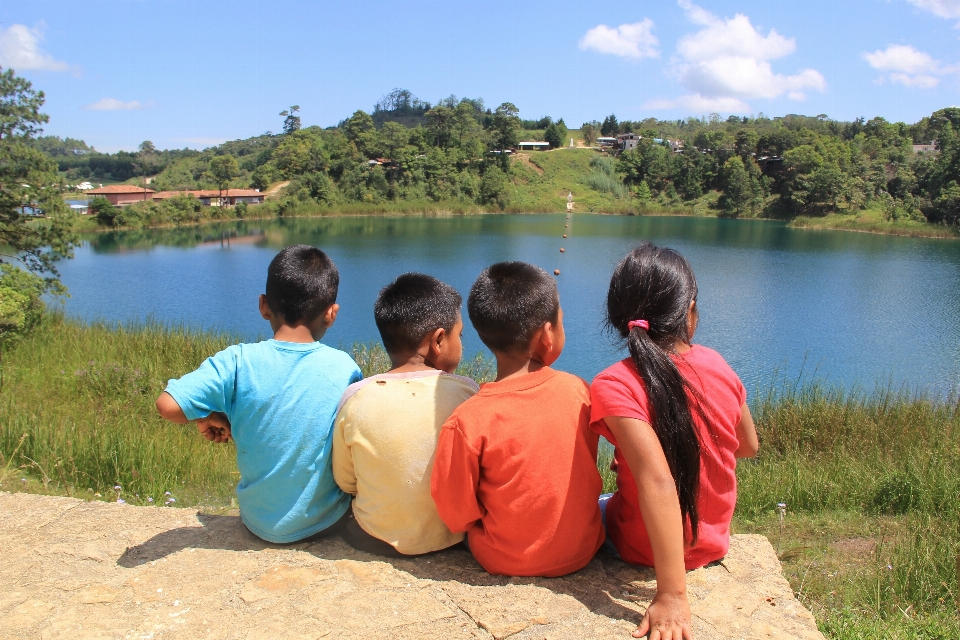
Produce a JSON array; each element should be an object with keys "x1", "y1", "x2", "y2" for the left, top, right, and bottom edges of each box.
[
  {"x1": 430, "y1": 423, "x2": 483, "y2": 533},
  {"x1": 156, "y1": 391, "x2": 189, "y2": 424},
  {"x1": 156, "y1": 392, "x2": 232, "y2": 443},
  {"x1": 331, "y1": 414, "x2": 357, "y2": 495},
  {"x1": 734, "y1": 403, "x2": 759, "y2": 459},
  {"x1": 605, "y1": 416, "x2": 693, "y2": 640}
]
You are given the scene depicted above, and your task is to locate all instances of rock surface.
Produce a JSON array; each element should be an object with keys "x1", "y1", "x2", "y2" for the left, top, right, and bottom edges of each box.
[{"x1": 0, "y1": 492, "x2": 824, "y2": 639}]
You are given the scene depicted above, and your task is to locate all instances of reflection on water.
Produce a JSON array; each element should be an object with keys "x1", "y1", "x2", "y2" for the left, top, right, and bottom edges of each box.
[{"x1": 68, "y1": 214, "x2": 960, "y2": 396}]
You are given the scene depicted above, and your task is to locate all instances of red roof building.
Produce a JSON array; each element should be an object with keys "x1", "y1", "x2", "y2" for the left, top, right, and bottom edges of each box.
[{"x1": 86, "y1": 185, "x2": 155, "y2": 206}]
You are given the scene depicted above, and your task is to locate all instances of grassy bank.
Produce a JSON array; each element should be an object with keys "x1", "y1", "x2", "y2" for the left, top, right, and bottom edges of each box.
[
  {"x1": 790, "y1": 206, "x2": 960, "y2": 239},
  {"x1": 1, "y1": 317, "x2": 957, "y2": 637}
]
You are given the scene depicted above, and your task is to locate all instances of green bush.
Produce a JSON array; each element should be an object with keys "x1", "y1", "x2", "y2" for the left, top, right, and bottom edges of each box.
[{"x1": 0, "y1": 265, "x2": 50, "y2": 343}]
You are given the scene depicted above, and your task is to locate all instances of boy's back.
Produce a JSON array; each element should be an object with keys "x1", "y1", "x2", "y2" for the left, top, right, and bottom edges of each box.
[
  {"x1": 333, "y1": 370, "x2": 477, "y2": 554},
  {"x1": 165, "y1": 339, "x2": 360, "y2": 543},
  {"x1": 431, "y1": 367, "x2": 604, "y2": 577}
]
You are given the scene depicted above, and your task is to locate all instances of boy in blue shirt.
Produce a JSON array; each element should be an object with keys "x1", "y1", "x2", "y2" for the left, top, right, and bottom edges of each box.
[{"x1": 156, "y1": 244, "x2": 361, "y2": 543}]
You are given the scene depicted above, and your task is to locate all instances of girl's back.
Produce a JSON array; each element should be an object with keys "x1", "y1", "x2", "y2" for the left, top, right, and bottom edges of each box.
[{"x1": 591, "y1": 344, "x2": 745, "y2": 569}]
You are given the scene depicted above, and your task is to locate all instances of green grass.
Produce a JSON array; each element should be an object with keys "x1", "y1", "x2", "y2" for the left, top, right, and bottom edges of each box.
[
  {"x1": 1, "y1": 317, "x2": 958, "y2": 637},
  {"x1": 790, "y1": 206, "x2": 959, "y2": 239}
]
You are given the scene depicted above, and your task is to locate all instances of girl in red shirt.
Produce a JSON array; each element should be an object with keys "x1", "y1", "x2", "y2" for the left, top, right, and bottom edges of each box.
[{"x1": 590, "y1": 243, "x2": 759, "y2": 640}]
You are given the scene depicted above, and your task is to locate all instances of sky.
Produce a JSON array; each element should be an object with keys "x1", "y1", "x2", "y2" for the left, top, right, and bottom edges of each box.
[{"x1": 2, "y1": 0, "x2": 959, "y2": 152}]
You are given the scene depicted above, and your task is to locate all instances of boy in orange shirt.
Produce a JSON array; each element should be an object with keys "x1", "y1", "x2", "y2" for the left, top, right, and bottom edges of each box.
[{"x1": 430, "y1": 261, "x2": 604, "y2": 577}]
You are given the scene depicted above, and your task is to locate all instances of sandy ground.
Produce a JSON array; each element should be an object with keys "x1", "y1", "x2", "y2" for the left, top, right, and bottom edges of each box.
[{"x1": 0, "y1": 492, "x2": 824, "y2": 640}]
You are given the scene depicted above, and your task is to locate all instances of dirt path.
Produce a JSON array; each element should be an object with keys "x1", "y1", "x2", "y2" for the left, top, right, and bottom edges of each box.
[
  {"x1": 263, "y1": 181, "x2": 290, "y2": 199},
  {"x1": 0, "y1": 492, "x2": 823, "y2": 639},
  {"x1": 514, "y1": 153, "x2": 544, "y2": 175}
]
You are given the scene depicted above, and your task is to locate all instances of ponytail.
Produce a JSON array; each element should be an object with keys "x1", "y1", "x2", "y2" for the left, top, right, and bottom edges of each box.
[{"x1": 607, "y1": 243, "x2": 702, "y2": 543}]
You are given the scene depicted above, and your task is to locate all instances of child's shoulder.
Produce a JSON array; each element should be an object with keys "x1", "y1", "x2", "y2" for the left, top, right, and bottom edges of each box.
[{"x1": 340, "y1": 371, "x2": 478, "y2": 414}]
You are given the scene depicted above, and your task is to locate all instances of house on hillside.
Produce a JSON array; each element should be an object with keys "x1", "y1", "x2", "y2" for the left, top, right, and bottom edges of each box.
[
  {"x1": 152, "y1": 189, "x2": 265, "y2": 206},
  {"x1": 517, "y1": 141, "x2": 551, "y2": 151},
  {"x1": 913, "y1": 143, "x2": 938, "y2": 154},
  {"x1": 86, "y1": 185, "x2": 155, "y2": 206},
  {"x1": 618, "y1": 133, "x2": 642, "y2": 151},
  {"x1": 597, "y1": 137, "x2": 617, "y2": 148}
]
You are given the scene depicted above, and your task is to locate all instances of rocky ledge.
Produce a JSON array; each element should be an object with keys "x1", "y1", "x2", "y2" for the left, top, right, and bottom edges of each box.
[{"x1": 0, "y1": 492, "x2": 823, "y2": 639}]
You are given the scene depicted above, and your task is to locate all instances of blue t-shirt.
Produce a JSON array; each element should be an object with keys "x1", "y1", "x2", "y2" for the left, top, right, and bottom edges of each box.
[{"x1": 165, "y1": 339, "x2": 361, "y2": 543}]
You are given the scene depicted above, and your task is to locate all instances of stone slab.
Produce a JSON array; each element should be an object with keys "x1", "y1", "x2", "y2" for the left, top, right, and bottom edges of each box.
[{"x1": 0, "y1": 492, "x2": 824, "y2": 639}]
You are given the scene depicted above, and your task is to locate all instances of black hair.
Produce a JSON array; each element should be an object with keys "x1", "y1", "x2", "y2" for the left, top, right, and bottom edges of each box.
[
  {"x1": 264, "y1": 244, "x2": 339, "y2": 323},
  {"x1": 374, "y1": 273, "x2": 462, "y2": 354},
  {"x1": 606, "y1": 243, "x2": 703, "y2": 543},
  {"x1": 467, "y1": 261, "x2": 559, "y2": 353}
]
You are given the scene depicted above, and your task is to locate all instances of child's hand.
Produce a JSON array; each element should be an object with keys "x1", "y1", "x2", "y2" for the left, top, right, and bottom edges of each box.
[
  {"x1": 197, "y1": 412, "x2": 232, "y2": 443},
  {"x1": 633, "y1": 591, "x2": 693, "y2": 639}
]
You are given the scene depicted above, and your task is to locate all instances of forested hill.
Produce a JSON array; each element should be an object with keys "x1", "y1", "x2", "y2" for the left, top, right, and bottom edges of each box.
[{"x1": 40, "y1": 89, "x2": 960, "y2": 227}]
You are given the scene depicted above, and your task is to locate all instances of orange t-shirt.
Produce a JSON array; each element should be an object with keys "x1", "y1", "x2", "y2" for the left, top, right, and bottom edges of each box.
[{"x1": 430, "y1": 367, "x2": 604, "y2": 577}]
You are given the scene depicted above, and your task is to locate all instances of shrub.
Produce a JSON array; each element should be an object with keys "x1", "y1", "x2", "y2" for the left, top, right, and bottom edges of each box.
[{"x1": 0, "y1": 265, "x2": 51, "y2": 343}]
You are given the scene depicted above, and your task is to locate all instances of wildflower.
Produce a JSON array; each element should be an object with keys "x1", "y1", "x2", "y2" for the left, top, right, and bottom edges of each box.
[
  {"x1": 166, "y1": 498, "x2": 176, "y2": 504},
  {"x1": 94, "y1": 493, "x2": 102, "y2": 497},
  {"x1": 20, "y1": 478, "x2": 27, "y2": 484},
  {"x1": 164, "y1": 491, "x2": 171, "y2": 496},
  {"x1": 117, "y1": 498, "x2": 126, "y2": 504},
  {"x1": 114, "y1": 485, "x2": 122, "y2": 491},
  {"x1": 147, "y1": 497, "x2": 154, "y2": 503},
  {"x1": 887, "y1": 564, "x2": 893, "y2": 570}
]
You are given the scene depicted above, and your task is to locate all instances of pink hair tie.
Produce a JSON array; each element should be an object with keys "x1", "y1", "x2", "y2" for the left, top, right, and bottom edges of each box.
[{"x1": 628, "y1": 319, "x2": 650, "y2": 332}]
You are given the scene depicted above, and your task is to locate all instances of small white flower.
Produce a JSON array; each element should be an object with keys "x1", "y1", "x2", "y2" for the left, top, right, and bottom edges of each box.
[
  {"x1": 117, "y1": 498, "x2": 126, "y2": 504},
  {"x1": 147, "y1": 497, "x2": 154, "y2": 503},
  {"x1": 94, "y1": 493, "x2": 102, "y2": 497},
  {"x1": 164, "y1": 491, "x2": 172, "y2": 496},
  {"x1": 114, "y1": 485, "x2": 122, "y2": 491}
]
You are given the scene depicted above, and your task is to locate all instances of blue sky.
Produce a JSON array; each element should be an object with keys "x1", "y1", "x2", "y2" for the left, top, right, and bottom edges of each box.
[{"x1": 2, "y1": 0, "x2": 959, "y2": 152}]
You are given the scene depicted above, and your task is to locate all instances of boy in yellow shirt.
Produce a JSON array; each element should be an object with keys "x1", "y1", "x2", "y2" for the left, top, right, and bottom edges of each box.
[{"x1": 332, "y1": 273, "x2": 477, "y2": 556}]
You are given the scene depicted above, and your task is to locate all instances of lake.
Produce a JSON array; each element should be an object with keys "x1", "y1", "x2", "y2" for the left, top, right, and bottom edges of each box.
[{"x1": 58, "y1": 214, "x2": 960, "y2": 397}]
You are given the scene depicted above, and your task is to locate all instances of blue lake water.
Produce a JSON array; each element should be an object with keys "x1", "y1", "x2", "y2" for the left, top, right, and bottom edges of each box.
[{"x1": 58, "y1": 214, "x2": 960, "y2": 397}]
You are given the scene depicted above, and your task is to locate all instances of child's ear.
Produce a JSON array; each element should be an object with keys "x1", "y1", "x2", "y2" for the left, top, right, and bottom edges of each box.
[
  {"x1": 426, "y1": 327, "x2": 446, "y2": 360},
  {"x1": 323, "y1": 303, "x2": 340, "y2": 328},
  {"x1": 258, "y1": 295, "x2": 273, "y2": 321}
]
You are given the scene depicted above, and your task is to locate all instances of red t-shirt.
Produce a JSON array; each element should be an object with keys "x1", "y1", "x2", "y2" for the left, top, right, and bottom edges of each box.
[
  {"x1": 431, "y1": 367, "x2": 605, "y2": 577},
  {"x1": 590, "y1": 345, "x2": 746, "y2": 570}
]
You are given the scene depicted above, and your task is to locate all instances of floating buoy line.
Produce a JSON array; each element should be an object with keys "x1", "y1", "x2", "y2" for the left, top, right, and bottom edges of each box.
[{"x1": 555, "y1": 191, "x2": 574, "y2": 276}]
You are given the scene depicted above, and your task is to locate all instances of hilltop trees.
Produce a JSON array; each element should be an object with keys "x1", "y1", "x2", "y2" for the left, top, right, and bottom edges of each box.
[{"x1": 280, "y1": 106, "x2": 301, "y2": 134}]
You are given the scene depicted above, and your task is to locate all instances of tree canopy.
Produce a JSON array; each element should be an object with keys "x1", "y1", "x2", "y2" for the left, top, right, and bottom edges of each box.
[{"x1": 0, "y1": 67, "x2": 76, "y2": 282}]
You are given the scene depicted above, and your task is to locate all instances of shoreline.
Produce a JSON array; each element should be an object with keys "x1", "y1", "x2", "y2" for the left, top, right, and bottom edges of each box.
[{"x1": 73, "y1": 207, "x2": 960, "y2": 240}]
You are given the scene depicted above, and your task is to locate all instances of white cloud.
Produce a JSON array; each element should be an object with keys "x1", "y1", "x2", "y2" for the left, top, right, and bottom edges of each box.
[
  {"x1": 645, "y1": 95, "x2": 750, "y2": 113},
  {"x1": 863, "y1": 44, "x2": 956, "y2": 88},
  {"x1": 646, "y1": 1, "x2": 825, "y2": 113},
  {"x1": 579, "y1": 19, "x2": 659, "y2": 59},
  {"x1": 0, "y1": 23, "x2": 74, "y2": 73},
  {"x1": 84, "y1": 98, "x2": 149, "y2": 111},
  {"x1": 906, "y1": 0, "x2": 960, "y2": 19}
]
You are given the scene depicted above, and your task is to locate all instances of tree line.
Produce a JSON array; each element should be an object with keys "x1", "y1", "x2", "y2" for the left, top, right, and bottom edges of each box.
[{"x1": 27, "y1": 85, "x2": 960, "y2": 226}]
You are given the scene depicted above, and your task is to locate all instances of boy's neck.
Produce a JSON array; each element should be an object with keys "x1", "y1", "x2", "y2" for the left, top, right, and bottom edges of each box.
[
  {"x1": 388, "y1": 352, "x2": 437, "y2": 374},
  {"x1": 272, "y1": 324, "x2": 323, "y2": 343},
  {"x1": 493, "y1": 351, "x2": 547, "y2": 383}
]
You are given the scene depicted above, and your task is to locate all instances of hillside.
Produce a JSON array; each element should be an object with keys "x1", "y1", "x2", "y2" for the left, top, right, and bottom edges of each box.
[{"x1": 38, "y1": 91, "x2": 960, "y2": 234}]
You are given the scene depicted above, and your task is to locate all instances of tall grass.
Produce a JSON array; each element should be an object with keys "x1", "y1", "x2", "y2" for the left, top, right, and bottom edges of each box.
[
  {"x1": 585, "y1": 155, "x2": 630, "y2": 200},
  {"x1": 0, "y1": 314, "x2": 239, "y2": 506},
  {"x1": 738, "y1": 381, "x2": 960, "y2": 628}
]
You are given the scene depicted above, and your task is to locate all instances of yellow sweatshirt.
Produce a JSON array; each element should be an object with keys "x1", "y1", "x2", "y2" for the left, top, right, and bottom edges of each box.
[{"x1": 332, "y1": 370, "x2": 478, "y2": 554}]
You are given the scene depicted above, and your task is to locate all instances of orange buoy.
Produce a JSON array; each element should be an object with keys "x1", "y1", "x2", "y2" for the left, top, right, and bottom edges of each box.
[
  {"x1": 562, "y1": 234, "x2": 567, "y2": 238},
  {"x1": 560, "y1": 248, "x2": 565, "y2": 253},
  {"x1": 554, "y1": 269, "x2": 560, "y2": 276}
]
